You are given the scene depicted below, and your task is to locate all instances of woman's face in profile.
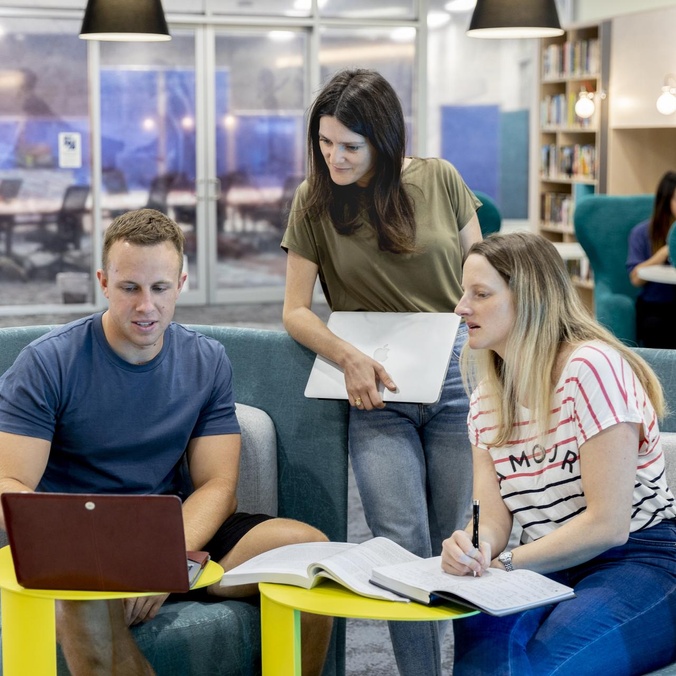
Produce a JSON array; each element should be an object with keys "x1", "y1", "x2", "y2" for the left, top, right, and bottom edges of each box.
[{"x1": 318, "y1": 116, "x2": 376, "y2": 188}]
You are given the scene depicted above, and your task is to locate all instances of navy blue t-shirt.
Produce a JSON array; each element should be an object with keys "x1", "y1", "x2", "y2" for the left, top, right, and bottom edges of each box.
[
  {"x1": 0, "y1": 314, "x2": 240, "y2": 495},
  {"x1": 626, "y1": 219, "x2": 676, "y2": 304}
]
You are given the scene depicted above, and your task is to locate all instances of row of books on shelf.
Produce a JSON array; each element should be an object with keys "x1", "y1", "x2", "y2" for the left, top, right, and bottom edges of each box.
[
  {"x1": 540, "y1": 92, "x2": 596, "y2": 128},
  {"x1": 541, "y1": 192, "x2": 573, "y2": 228},
  {"x1": 566, "y1": 257, "x2": 592, "y2": 285},
  {"x1": 542, "y1": 38, "x2": 600, "y2": 79},
  {"x1": 540, "y1": 143, "x2": 596, "y2": 181}
]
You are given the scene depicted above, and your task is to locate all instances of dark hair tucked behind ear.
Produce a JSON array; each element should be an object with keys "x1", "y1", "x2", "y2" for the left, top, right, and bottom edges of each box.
[{"x1": 305, "y1": 69, "x2": 418, "y2": 254}]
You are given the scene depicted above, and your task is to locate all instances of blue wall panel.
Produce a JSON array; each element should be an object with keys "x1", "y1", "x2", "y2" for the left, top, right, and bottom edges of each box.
[
  {"x1": 441, "y1": 105, "x2": 500, "y2": 202},
  {"x1": 500, "y1": 110, "x2": 529, "y2": 219}
]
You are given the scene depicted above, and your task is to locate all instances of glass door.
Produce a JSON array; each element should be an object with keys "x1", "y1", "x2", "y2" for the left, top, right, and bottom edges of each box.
[
  {"x1": 98, "y1": 24, "x2": 308, "y2": 305},
  {"x1": 98, "y1": 28, "x2": 206, "y2": 303},
  {"x1": 211, "y1": 27, "x2": 308, "y2": 304}
]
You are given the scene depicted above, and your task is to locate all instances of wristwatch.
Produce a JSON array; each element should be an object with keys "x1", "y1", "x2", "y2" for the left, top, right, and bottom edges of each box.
[{"x1": 498, "y1": 551, "x2": 514, "y2": 572}]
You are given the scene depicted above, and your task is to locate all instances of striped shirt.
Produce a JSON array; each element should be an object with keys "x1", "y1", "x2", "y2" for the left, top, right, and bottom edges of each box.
[{"x1": 468, "y1": 341, "x2": 676, "y2": 543}]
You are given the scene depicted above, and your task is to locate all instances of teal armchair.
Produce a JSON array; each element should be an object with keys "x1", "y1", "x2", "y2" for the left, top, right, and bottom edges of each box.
[
  {"x1": 473, "y1": 190, "x2": 502, "y2": 237},
  {"x1": 668, "y1": 222, "x2": 676, "y2": 265},
  {"x1": 574, "y1": 194, "x2": 653, "y2": 345}
]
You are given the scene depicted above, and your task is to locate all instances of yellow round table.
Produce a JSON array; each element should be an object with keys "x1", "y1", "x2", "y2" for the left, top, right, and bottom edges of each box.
[
  {"x1": 259, "y1": 580, "x2": 478, "y2": 675},
  {"x1": 0, "y1": 545, "x2": 223, "y2": 675}
]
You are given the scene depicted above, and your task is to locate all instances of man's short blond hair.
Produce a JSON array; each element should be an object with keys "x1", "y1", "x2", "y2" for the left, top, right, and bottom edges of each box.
[{"x1": 102, "y1": 209, "x2": 185, "y2": 273}]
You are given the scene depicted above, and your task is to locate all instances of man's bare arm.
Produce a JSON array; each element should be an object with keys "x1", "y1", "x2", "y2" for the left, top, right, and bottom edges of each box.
[
  {"x1": 0, "y1": 431, "x2": 50, "y2": 529},
  {"x1": 181, "y1": 433, "x2": 241, "y2": 551}
]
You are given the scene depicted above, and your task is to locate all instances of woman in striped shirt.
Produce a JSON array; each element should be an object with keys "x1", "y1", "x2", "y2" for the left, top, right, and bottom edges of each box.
[{"x1": 442, "y1": 231, "x2": 676, "y2": 675}]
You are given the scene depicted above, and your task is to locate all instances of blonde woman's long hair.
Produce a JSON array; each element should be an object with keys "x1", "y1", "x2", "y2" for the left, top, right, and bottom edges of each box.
[{"x1": 460, "y1": 231, "x2": 666, "y2": 447}]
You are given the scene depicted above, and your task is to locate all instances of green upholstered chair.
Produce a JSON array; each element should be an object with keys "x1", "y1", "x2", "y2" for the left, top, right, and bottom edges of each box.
[
  {"x1": 473, "y1": 190, "x2": 502, "y2": 237},
  {"x1": 668, "y1": 222, "x2": 676, "y2": 265},
  {"x1": 574, "y1": 194, "x2": 653, "y2": 345}
]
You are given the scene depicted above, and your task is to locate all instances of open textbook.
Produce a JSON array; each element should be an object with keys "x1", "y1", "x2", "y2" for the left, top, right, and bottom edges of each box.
[
  {"x1": 370, "y1": 556, "x2": 576, "y2": 617},
  {"x1": 220, "y1": 536, "x2": 575, "y2": 615},
  {"x1": 220, "y1": 537, "x2": 415, "y2": 601}
]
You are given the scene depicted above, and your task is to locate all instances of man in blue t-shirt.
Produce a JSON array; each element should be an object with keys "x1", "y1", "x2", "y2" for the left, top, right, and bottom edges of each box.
[{"x1": 0, "y1": 209, "x2": 331, "y2": 676}]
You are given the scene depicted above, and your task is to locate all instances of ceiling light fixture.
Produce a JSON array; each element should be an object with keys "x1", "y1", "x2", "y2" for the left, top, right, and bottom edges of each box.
[
  {"x1": 574, "y1": 88, "x2": 605, "y2": 120},
  {"x1": 79, "y1": 0, "x2": 171, "y2": 42},
  {"x1": 656, "y1": 74, "x2": 676, "y2": 116},
  {"x1": 467, "y1": 0, "x2": 564, "y2": 39}
]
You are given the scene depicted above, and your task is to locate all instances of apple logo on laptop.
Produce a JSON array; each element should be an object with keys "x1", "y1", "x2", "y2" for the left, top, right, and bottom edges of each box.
[{"x1": 373, "y1": 344, "x2": 390, "y2": 363}]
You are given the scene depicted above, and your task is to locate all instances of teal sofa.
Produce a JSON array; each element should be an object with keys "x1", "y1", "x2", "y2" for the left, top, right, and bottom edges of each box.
[
  {"x1": 574, "y1": 194, "x2": 653, "y2": 345},
  {"x1": 0, "y1": 324, "x2": 349, "y2": 676},
  {"x1": 0, "y1": 326, "x2": 675, "y2": 674}
]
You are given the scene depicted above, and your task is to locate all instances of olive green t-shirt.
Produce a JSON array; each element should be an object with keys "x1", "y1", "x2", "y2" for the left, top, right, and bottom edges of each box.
[{"x1": 281, "y1": 157, "x2": 481, "y2": 312}]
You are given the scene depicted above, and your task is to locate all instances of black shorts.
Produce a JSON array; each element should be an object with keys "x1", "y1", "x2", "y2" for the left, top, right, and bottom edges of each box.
[{"x1": 203, "y1": 511, "x2": 274, "y2": 561}]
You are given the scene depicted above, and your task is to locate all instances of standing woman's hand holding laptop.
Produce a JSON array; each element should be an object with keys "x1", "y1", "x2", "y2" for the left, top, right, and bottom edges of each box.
[{"x1": 341, "y1": 347, "x2": 397, "y2": 411}]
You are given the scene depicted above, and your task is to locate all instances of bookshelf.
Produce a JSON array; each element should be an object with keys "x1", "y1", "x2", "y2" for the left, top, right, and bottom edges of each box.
[{"x1": 538, "y1": 22, "x2": 610, "y2": 310}]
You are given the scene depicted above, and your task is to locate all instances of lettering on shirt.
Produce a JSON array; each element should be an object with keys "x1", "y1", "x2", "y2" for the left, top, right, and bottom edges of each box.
[{"x1": 508, "y1": 443, "x2": 579, "y2": 474}]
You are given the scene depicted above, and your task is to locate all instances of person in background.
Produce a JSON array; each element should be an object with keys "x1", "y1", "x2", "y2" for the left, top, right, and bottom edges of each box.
[
  {"x1": 443, "y1": 231, "x2": 676, "y2": 675},
  {"x1": 281, "y1": 68, "x2": 482, "y2": 676},
  {"x1": 0, "y1": 209, "x2": 332, "y2": 676},
  {"x1": 627, "y1": 170, "x2": 676, "y2": 348}
]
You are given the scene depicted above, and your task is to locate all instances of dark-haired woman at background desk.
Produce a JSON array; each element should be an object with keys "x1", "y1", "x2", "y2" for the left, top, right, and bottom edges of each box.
[{"x1": 626, "y1": 170, "x2": 676, "y2": 348}]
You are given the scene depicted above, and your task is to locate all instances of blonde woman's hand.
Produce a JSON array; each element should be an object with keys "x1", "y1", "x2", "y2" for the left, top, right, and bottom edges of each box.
[{"x1": 441, "y1": 530, "x2": 491, "y2": 577}]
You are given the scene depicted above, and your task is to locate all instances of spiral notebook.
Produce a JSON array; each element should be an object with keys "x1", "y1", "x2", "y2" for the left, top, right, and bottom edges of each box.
[
  {"x1": 1, "y1": 492, "x2": 209, "y2": 592},
  {"x1": 304, "y1": 312, "x2": 460, "y2": 404}
]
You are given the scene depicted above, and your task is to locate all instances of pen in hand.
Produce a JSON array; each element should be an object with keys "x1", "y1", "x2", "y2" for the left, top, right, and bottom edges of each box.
[{"x1": 472, "y1": 499, "x2": 480, "y2": 577}]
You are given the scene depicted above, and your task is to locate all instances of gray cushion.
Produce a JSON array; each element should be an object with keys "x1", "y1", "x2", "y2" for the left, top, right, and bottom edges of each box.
[{"x1": 236, "y1": 403, "x2": 277, "y2": 516}]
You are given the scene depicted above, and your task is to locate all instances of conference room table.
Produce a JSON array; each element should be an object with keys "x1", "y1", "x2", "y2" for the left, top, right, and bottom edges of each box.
[
  {"x1": 0, "y1": 185, "x2": 285, "y2": 255},
  {"x1": 0, "y1": 192, "x2": 194, "y2": 256}
]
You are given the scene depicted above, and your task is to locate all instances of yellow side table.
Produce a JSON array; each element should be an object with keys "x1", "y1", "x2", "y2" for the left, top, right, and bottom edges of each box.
[
  {"x1": 0, "y1": 545, "x2": 224, "y2": 676},
  {"x1": 259, "y1": 580, "x2": 478, "y2": 676}
]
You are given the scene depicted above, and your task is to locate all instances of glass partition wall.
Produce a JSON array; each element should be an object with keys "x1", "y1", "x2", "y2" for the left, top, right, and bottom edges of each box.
[
  {"x1": 0, "y1": 6, "x2": 421, "y2": 313},
  {"x1": 0, "y1": 1, "x2": 537, "y2": 315}
]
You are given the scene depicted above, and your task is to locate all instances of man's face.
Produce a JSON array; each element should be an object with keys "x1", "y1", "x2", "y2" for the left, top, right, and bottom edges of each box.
[{"x1": 97, "y1": 240, "x2": 186, "y2": 364}]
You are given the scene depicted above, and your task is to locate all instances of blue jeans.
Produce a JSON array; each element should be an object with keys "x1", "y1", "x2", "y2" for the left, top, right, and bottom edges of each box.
[
  {"x1": 349, "y1": 324, "x2": 473, "y2": 676},
  {"x1": 453, "y1": 519, "x2": 676, "y2": 676}
]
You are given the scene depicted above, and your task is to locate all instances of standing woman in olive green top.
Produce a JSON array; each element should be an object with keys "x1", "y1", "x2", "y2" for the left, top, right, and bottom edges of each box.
[{"x1": 281, "y1": 68, "x2": 482, "y2": 676}]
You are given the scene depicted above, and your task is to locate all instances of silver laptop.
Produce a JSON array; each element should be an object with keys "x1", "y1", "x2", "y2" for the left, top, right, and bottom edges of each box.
[{"x1": 304, "y1": 312, "x2": 460, "y2": 404}]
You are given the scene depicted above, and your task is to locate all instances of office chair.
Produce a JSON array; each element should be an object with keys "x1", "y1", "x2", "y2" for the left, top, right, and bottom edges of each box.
[
  {"x1": 34, "y1": 185, "x2": 90, "y2": 252},
  {"x1": 246, "y1": 173, "x2": 304, "y2": 230},
  {"x1": 0, "y1": 179, "x2": 22, "y2": 202},
  {"x1": 102, "y1": 169, "x2": 128, "y2": 195},
  {"x1": 145, "y1": 175, "x2": 173, "y2": 214}
]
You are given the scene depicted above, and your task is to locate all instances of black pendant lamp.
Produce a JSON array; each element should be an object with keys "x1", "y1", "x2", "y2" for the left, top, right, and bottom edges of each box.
[
  {"x1": 467, "y1": 0, "x2": 564, "y2": 39},
  {"x1": 79, "y1": 0, "x2": 171, "y2": 42}
]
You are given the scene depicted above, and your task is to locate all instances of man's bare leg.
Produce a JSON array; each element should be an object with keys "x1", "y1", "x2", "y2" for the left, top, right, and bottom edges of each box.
[
  {"x1": 210, "y1": 517, "x2": 333, "y2": 676},
  {"x1": 56, "y1": 599, "x2": 155, "y2": 676}
]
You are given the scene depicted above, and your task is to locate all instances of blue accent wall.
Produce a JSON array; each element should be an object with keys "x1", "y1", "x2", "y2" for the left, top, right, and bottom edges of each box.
[{"x1": 441, "y1": 105, "x2": 529, "y2": 220}]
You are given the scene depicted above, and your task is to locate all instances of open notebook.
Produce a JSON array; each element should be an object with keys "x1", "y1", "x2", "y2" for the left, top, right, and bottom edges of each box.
[
  {"x1": 305, "y1": 312, "x2": 461, "y2": 404},
  {"x1": 1, "y1": 492, "x2": 209, "y2": 592}
]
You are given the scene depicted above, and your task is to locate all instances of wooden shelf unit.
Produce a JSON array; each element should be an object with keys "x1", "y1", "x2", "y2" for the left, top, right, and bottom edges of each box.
[{"x1": 538, "y1": 22, "x2": 611, "y2": 310}]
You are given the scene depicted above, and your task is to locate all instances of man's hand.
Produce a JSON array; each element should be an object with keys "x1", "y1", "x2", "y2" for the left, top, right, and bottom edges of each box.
[{"x1": 124, "y1": 593, "x2": 170, "y2": 626}]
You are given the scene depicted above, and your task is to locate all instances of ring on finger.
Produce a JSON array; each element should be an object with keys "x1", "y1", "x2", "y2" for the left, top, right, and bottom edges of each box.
[{"x1": 354, "y1": 397, "x2": 363, "y2": 407}]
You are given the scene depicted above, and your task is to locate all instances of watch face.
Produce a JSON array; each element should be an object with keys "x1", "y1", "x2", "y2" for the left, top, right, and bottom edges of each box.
[{"x1": 499, "y1": 552, "x2": 513, "y2": 570}]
